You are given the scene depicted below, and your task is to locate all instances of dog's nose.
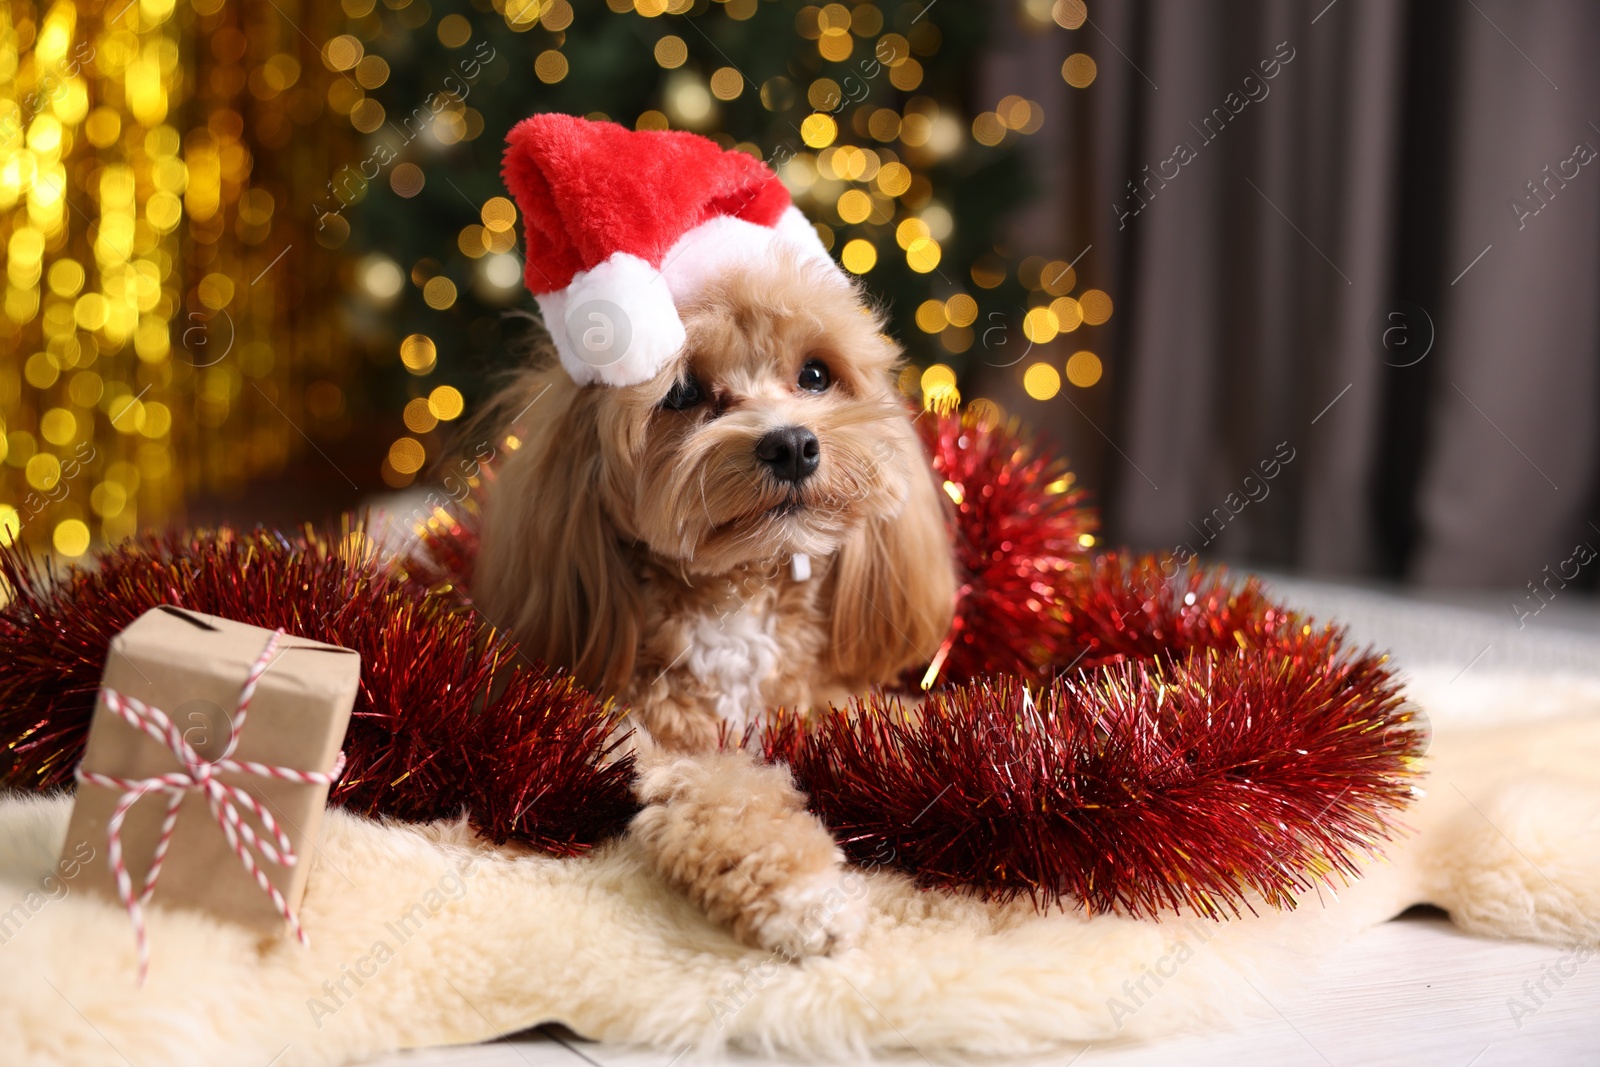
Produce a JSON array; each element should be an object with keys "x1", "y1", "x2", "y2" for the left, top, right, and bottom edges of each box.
[{"x1": 755, "y1": 426, "x2": 820, "y2": 484}]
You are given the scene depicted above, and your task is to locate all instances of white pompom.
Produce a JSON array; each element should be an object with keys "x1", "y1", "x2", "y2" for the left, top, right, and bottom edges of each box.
[{"x1": 552, "y1": 253, "x2": 685, "y2": 387}]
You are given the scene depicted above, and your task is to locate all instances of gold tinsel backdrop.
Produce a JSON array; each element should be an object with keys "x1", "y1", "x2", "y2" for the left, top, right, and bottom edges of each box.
[{"x1": 1, "y1": 0, "x2": 1110, "y2": 557}]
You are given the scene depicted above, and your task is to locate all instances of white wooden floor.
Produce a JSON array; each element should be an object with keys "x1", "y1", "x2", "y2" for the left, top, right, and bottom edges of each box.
[{"x1": 361, "y1": 574, "x2": 1600, "y2": 1067}]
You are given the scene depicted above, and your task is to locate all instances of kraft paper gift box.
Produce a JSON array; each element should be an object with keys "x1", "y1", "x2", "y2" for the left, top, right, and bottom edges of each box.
[{"x1": 60, "y1": 606, "x2": 360, "y2": 938}]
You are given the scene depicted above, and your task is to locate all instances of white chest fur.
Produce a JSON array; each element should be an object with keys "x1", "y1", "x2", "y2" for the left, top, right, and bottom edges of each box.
[{"x1": 681, "y1": 602, "x2": 781, "y2": 729}]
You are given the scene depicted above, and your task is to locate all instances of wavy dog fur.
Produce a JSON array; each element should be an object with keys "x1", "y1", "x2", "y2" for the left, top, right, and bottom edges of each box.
[{"x1": 476, "y1": 252, "x2": 956, "y2": 955}]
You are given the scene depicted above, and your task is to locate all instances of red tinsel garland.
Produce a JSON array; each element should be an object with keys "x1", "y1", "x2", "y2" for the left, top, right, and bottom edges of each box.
[
  {"x1": 0, "y1": 409, "x2": 1424, "y2": 917},
  {"x1": 0, "y1": 524, "x2": 637, "y2": 855},
  {"x1": 766, "y1": 585, "x2": 1422, "y2": 917},
  {"x1": 915, "y1": 410, "x2": 1097, "y2": 687}
]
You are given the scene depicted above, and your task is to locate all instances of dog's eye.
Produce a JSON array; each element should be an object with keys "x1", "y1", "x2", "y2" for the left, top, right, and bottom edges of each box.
[
  {"x1": 797, "y1": 360, "x2": 831, "y2": 393},
  {"x1": 661, "y1": 375, "x2": 704, "y2": 411}
]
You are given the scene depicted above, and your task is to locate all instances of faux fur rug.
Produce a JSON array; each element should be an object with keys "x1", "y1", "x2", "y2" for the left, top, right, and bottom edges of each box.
[{"x1": 3, "y1": 667, "x2": 1599, "y2": 1067}]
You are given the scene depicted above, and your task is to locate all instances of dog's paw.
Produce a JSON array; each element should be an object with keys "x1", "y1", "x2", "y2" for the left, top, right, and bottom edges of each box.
[{"x1": 745, "y1": 868, "x2": 868, "y2": 959}]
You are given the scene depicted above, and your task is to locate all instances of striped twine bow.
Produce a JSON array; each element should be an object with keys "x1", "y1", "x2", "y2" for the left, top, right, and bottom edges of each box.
[{"x1": 76, "y1": 629, "x2": 346, "y2": 982}]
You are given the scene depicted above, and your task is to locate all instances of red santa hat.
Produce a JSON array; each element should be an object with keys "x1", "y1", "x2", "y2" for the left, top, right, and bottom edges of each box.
[{"x1": 501, "y1": 113, "x2": 840, "y2": 387}]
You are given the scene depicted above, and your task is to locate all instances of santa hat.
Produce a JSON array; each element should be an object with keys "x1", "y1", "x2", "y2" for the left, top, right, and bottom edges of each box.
[{"x1": 501, "y1": 113, "x2": 841, "y2": 387}]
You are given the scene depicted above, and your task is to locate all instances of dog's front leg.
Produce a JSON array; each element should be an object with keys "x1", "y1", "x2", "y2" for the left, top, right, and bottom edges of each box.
[{"x1": 629, "y1": 745, "x2": 866, "y2": 958}]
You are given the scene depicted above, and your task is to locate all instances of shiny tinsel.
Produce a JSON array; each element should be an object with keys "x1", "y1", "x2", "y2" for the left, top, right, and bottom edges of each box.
[
  {"x1": 767, "y1": 613, "x2": 1423, "y2": 917},
  {"x1": 916, "y1": 409, "x2": 1097, "y2": 687},
  {"x1": 0, "y1": 523, "x2": 636, "y2": 855}
]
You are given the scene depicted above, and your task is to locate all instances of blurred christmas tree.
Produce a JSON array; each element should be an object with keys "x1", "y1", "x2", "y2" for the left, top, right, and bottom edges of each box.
[{"x1": 329, "y1": 0, "x2": 1071, "y2": 491}]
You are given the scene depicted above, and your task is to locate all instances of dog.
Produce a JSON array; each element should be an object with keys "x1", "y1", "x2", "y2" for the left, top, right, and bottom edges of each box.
[{"x1": 475, "y1": 250, "x2": 956, "y2": 957}]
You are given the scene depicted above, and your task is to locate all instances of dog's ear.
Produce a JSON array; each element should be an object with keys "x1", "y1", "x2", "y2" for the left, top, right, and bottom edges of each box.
[
  {"x1": 827, "y1": 415, "x2": 956, "y2": 686},
  {"x1": 475, "y1": 366, "x2": 642, "y2": 695}
]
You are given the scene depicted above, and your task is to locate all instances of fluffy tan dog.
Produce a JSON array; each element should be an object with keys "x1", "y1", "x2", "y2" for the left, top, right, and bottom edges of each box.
[{"x1": 476, "y1": 252, "x2": 956, "y2": 956}]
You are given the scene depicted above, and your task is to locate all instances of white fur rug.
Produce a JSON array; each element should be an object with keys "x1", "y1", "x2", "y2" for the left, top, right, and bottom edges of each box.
[{"x1": 3, "y1": 667, "x2": 1599, "y2": 1067}]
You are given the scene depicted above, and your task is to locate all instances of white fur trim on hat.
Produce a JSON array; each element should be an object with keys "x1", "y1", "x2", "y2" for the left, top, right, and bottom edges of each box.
[
  {"x1": 660, "y1": 206, "x2": 837, "y2": 305},
  {"x1": 539, "y1": 210, "x2": 841, "y2": 388},
  {"x1": 544, "y1": 253, "x2": 686, "y2": 388}
]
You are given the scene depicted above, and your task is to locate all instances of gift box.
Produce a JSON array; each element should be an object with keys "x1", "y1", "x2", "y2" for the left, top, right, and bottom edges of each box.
[{"x1": 60, "y1": 606, "x2": 360, "y2": 960}]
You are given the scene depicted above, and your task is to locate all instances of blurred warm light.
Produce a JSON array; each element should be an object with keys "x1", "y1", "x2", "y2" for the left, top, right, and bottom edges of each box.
[
  {"x1": 654, "y1": 35, "x2": 688, "y2": 68},
  {"x1": 851, "y1": 3, "x2": 883, "y2": 34},
  {"x1": 709, "y1": 67, "x2": 743, "y2": 100},
  {"x1": 502, "y1": 0, "x2": 541, "y2": 27},
  {"x1": 1041, "y1": 261, "x2": 1076, "y2": 295},
  {"x1": 915, "y1": 299, "x2": 948, "y2": 333},
  {"x1": 422, "y1": 277, "x2": 457, "y2": 309},
  {"x1": 1066, "y1": 350, "x2": 1103, "y2": 387},
  {"x1": 868, "y1": 109, "x2": 901, "y2": 143},
  {"x1": 925, "y1": 111, "x2": 963, "y2": 156},
  {"x1": 40, "y1": 409, "x2": 76, "y2": 446},
  {"x1": 91, "y1": 482, "x2": 127, "y2": 518},
  {"x1": 923, "y1": 382, "x2": 959, "y2": 412},
  {"x1": 896, "y1": 217, "x2": 930, "y2": 249},
  {"x1": 876, "y1": 162, "x2": 911, "y2": 196},
  {"x1": 1054, "y1": 0, "x2": 1089, "y2": 30},
  {"x1": 967, "y1": 397, "x2": 1003, "y2": 429},
  {"x1": 899, "y1": 113, "x2": 932, "y2": 147},
  {"x1": 1023, "y1": 307, "x2": 1059, "y2": 344},
  {"x1": 481, "y1": 197, "x2": 517, "y2": 232},
  {"x1": 1023, "y1": 362, "x2": 1062, "y2": 400},
  {"x1": 388, "y1": 437, "x2": 426, "y2": 475},
  {"x1": 391, "y1": 163, "x2": 425, "y2": 197},
  {"x1": 971, "y1": 255, "x2": 1006, "y2": 289},
  {"x1": 972, "y1": 113, "x2": 1005, "y2": 146},
  {"x1": 890, "y1": 57, "x2": 923, "y2": 91},
  {"x1": 535, "y1": 50, "x2": 568, "y2": 83},
  {"x1": 198, "y1": 273, "x2": 235, "y2": 309},
  {"x1": 53, "y1": 518, "x2": 90, "y2": 558},
  {"x1": 945, "y1": 294, "x2": 978, "y2": 327},
  {"x1": 1079, "y1": 288, "x2": 1114, "y2": 324},
  {"x1": 458, "y1": 226, "x2": 488, "y2": 258},
  {"x1": 760, "y1": 76, "x2": 794, "y2": 110},
  {"x1": 807, "y1": 78, "x2": 840, "y2": 110},
  {"x1": 404, "y1": 398, "x2": 438, "y2": 434},
  {"x1": 480, "y1": 253, "x2": 522, "y2": 291},
  {"x1": 666, "y1": 71, "x2": 714, "y2": 127},
  {"x1": 1051, "y1": 296, "x2": 1084, "y2": 331},
  {"x1": 400, "y1": 334, "x2": 438, "y2": 375},
  {"x1": 437, "y1": 14, "x2": 472, "y2": 46},
  {"x1": 355, "y1": 55, "x2": 390, "y2": 89},
  {"x1": 801, "y1": 113, "x2": 837, "y2": 149},
  {"x1": 1063, "y1": 53, "x2": 1097, "y2": 88},
  {"x1": 26, "y1": 454, "x2": 61, "y2": 490},
  {"x1": 542, "y1": 0, "x2": 575, "y2": 31},
  {"x1": 428, "y1": 386, "x2": 465, "y2": 421},
  {"x1": 362, "y1": 256, "x2": 405, "y2": 300},
  {"x1": 323, "y1": 35, "x2": 363, "y2": 71},
  {"x1": 906, "y1": 237, "x2": 941, "y2": 273},
  {"x1": 837, "y1": 189, "x2": 872, "y2": 224},
  {"x1": 920, "y1": 363, "x2": 957, "y2": 394},
  {"x1": 840, "y1": 238, "x2": 877, "y2": 274},
  {"x1": 996, "y1": 95, "x2": 1042, "y2": 133}
]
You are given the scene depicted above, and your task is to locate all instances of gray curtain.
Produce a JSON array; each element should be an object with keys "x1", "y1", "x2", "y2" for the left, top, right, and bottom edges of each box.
[{"x1": 975, "y1": 0, "x2": 1600, "y2": 587}]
